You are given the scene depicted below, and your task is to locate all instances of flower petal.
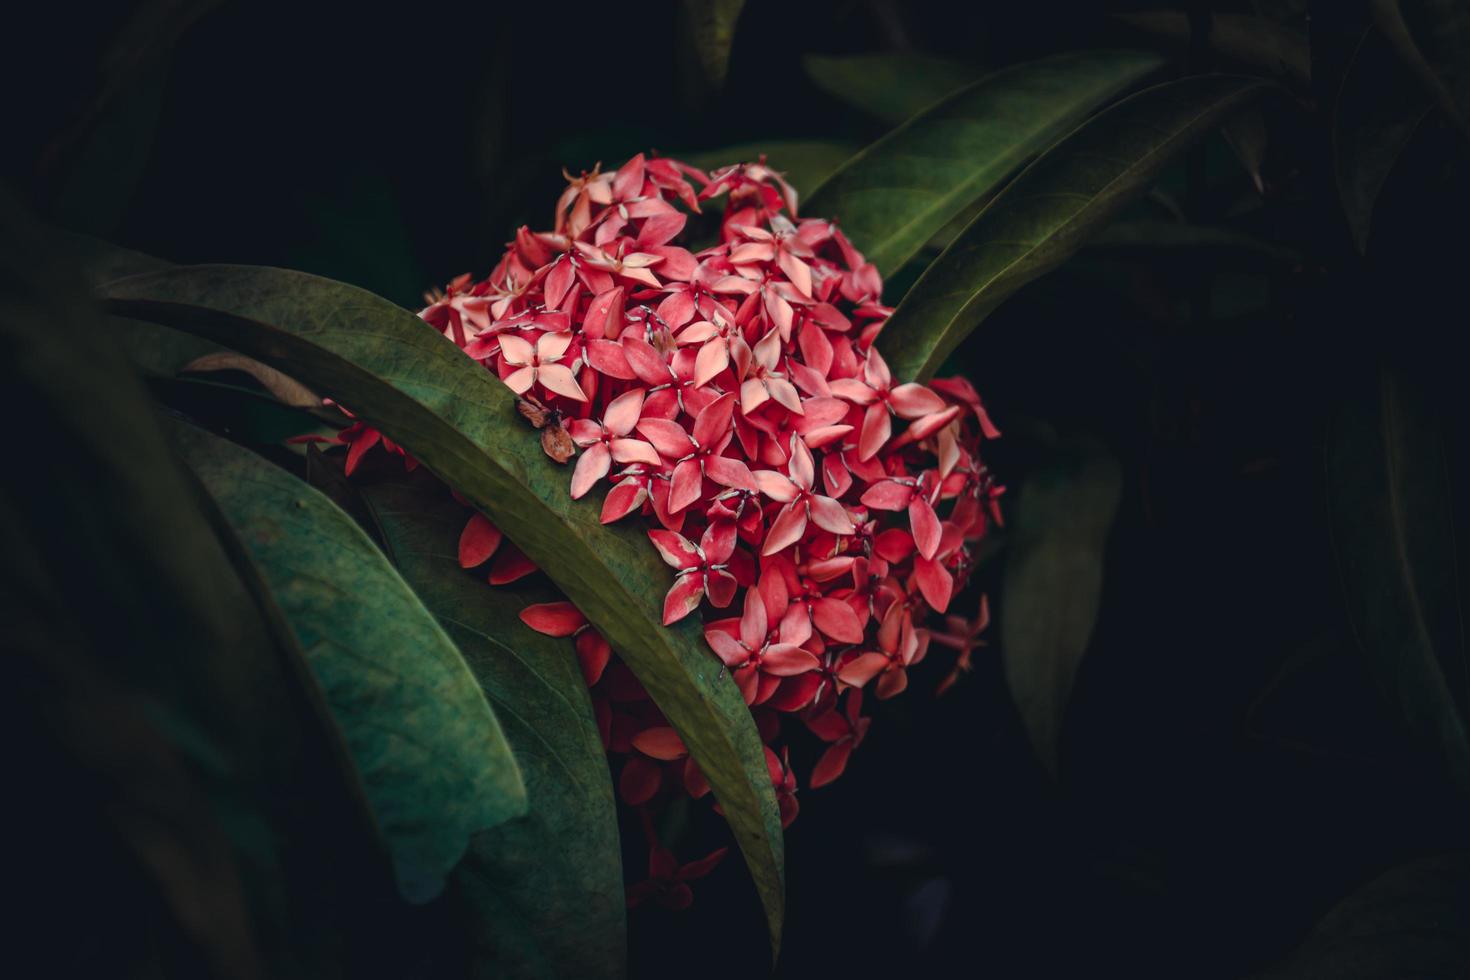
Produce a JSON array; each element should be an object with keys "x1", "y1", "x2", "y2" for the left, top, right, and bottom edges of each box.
[
  {"x1": 457, "y1": 512, "x2": 503, "y2": 568},
  {"x1": 633, "y1": 726, "x2": 689, "y2": 760},
  {"x1": 519, "y1": 601, "x2": 586, "y2": 637}
]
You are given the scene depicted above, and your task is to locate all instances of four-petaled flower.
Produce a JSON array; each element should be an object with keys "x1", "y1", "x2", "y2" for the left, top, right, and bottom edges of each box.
[
  {"x1": 648, "y1": 519, "x2": 740, "y2": 625},
  {"x1": 497, "y1": 331, "x2": 587, "y2": 401}
]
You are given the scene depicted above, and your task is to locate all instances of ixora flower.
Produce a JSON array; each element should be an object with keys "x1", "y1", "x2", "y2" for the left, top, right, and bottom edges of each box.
[{"x1": 341, "y1": 151, "x2": 1002, "y2": 908}]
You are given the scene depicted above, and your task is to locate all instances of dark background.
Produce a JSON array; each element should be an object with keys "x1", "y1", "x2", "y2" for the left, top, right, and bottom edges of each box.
[{"x1": 8, "y1": 2, "x2": 1470, "y2": 977}]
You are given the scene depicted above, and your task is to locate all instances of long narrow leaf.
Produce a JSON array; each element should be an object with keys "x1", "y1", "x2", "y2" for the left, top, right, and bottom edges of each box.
[
  {"x1": 360, "y1": 470, "x2": 625, "y2": 980},
  {"x1": 804, "y1": 51, "x2": 1164, "y2": 279},
  {"x1": 877, "y1": 75, "x2": 1273, "y2": 382},
  {"x1": 169, "y1": 420, "x2": 528, "y2": 904},
  {"x1": 101, "y1": 266, "x2": 786, "y2": 959}
]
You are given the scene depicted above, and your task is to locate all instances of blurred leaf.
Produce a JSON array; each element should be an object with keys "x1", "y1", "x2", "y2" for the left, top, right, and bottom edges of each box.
[
  {"x1": 1335, "y1": 28, "x2": 1435, "y2": 254},
  {"x1": 286, "y1": 169, "x2": 426, "y2": 310},
  {"x1": 683, "y1": 140, "x2": 860, "y2": 199},
  {"x1": 877, "y1": 75, "x2": 1274, "y2": 382},
  {"x1": 40, "y1": 0, "x2": 221, "y2": 186},
  {"x1": 53, "y1": 227, "x2": 169, "y2": 285},
  {"x1": 1114, "y1": 11, "x2": 1312, "y2": 88},
  {"x1": 804, "y1": 52, "x2": 988, "y2": 125},
  {"x1": 680, "y1": 0, "x2": 745, "y2": 90},
  {"x1": 1222, "y1": 107, "x2": 1269, "y2": 194},
  {"x1": 1372, "y1": 0, "x2": 1470, "y2": 139},
  {"x1": 360, "y1": 469, "x2": 625, "y2": 980},
  {"x1": 1325, "y1": 368, "x2": 1470, "y2": 791},
  {"x1": 101, "y1": 265, "x2": 786, "y2": 960},
  {"x1": 1, "y1": 195, "x2": 397, "y2": 977},
  {"x1": 1001, "y1": 432, "x2": 1122, "y2": 775},
  {"x1": 1253, "y1": 852, "x2": 1470, "y2": 978},
  {"x1": 806, "y1": 50, "x2": 1165, "y2": 278},
  {"x1": 50, "y1": 58, "x2": 169, "y2": 236},
  {"x1": 1086, "y1": 220, "x2": 1300, "y2": 266},
  {"x1": 168, "y1": 420, "x2": 527, "y2": 904}
]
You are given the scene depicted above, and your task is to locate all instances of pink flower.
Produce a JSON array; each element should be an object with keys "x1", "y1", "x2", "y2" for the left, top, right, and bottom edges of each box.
[
  {"x1": 754, "y1": 435, "x2": 854, "y2": 555},
  {"x1": 648, "y1": 519, "x2": 740, "y2": 625},
  {"x1": 806, "y1": 689, "x2": 870, "y2": 787},
  {"x1": 567, "y1": 388, "x2": 659, "y2": 499},
  {"x1": 626, "y1": 844, "x2": 728, "y2": 911},
  {"x1": 837, "y1": 599, "x2": 928, "y2": 700},
  {"x1": 497, "y1": 331, "x2": 587, "y2": 401},
  {"x1": 704, "y1": 584, "x2": 819, "y2": 705},
  {"x1": 829, "y1": 347, "x2": 949, "y2": 460}
]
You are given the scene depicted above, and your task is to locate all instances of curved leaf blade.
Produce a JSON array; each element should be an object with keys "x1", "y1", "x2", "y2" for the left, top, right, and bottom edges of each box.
[
  {"x1": 803, "y1": 52, "x2": 988, "y2": 125},
  {"x1": 168, "y1": 420, "x2": 527, "y2": 904},
  {"x1": 1252, "y1": 853, "x2": 1470, "y2": 978},
  {"x1": 680, "y1": 0, "x2": 744, "y2": 90},
  {"x1": 1001, "y1": 432, "x2": 1122, "y2": 775},
  {"x1": 1114, "y1": 11, "x2": 1312, "y2": 88},
  {"x1": 1325, "y1": 369, "x2": 1470, "y2": 791},
  {"x1": 101, "y1": 266, "x2": 786, "y2": 959},
  {"x1": 877, "y1": 74, "x2": 1274, "y2": 383},
  {"x1": 1372, "y1": 0, "x2": 1470, "y2": 139},
  {"x1": 805, "y1": 50, "x2": 1166, "y2": 278},
  {"x1": 359, "y1": 469, "x2": 625, "y2": 980},
  {"x1": 1334, "y1": 27, "x2": 1435, "y2": 254},
  {"x1": 3, "y1": 197, "x2": 398, "y2": 978}
]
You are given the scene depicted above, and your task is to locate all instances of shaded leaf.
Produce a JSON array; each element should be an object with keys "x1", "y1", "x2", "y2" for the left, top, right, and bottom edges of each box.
[
  {"x1": 680, "y1": 0, "x2": 745, "y2": 90},
  {"x1": 1086, "y1": 220, "x2": 1300, "y2": 266},
  {"x1": 1335, "y1": 27, "x2": 1435, "y2": 254},
  {"x1": 803, "y1": 52, "x2": 988, "y2": 125},
  {"x1": 1372, "y1": 0, "x2": 1470, "y2": 139},
  {"x1": 1222, "y1": 106, "x2": 1269, "y2": 194},
  {"x1": 2, "y1": 195, "x2": 397, "y2": 978},
  {"x1": 1325, "y1": 368, "x2": 1470, "y2": 790},
  {"x1": 360, "y1": 469, "x2": 625, "y2": 980},
  {"x1": 1253, "y1": 852, "x2": 1470, "y2": 978},
  {"x1": 149, "y1": 375, "x2": 336, "y2": 446},
  {"x1": 876, "y1": 75, "x2": 1274, "y2": 382},
  {"x1": 1000, "y1": 432, "x2": 1122, "y2": 775},
  {"x1": 101, "y1": 265, "x2": 785, "y2": 959},
  {"x1": 683, "y1": 140, "x2": 860, "y2": 199},
  {"x1": 806, "y1": 50, "x2": 1166, "y2": 278},
  {"x1": 1114, "y1": 11, "x2": 1312, "y2": 88},
  {"x1": 168, "y1": 420, "x2": 527, "y2": 904}
]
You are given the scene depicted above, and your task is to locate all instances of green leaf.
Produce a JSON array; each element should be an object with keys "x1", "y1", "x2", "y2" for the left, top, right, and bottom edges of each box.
[
  {"x1": 683, "y1": 140, "x2": 860, "y2": 198},
  {"x1": 680, "y1": 0, "x2": 745, "y2": 90},
  {"x1": 1325, "y1": 368, "x2": 1470, "y2": 791},
  {"x1": 876, "y1": 75, "x2": 1274, "y2": 383},
  {"x1": 1334, "y1": 27, "x2": 1435, "y2": 254},
  {"x1": 2, "y1": 195, "x2": 397, "y2": 977},
  {"x1": 1252, "y1": 853, "x2": 1470, "y2": 978},
  {"x1": 100, "y1": 265, "x2": 786, "y2": 960},
  {"x1": 359, "y1": 469, "x2": 625, "y2": 980},
  {"x1": 1000, "y1": 432, "x2": 1122, "y2": 775},
  {"x1": 148, "y1": 375, "x2": 336, "y2": 446},
  {"x1": 804, "y1": 50, "x2": 1166, "y2": 279},
  {"x1": 1372, "y1": 0, "x2": 1470, "y2": 139},
  {"x1": 1114, "y1": 11, "x2": 1312, "y2": 89},
  {"x1": 1086, "y1": 220, "x2": 1300, "y2": 267},
  {"x1": 803, "y1": 52, "x2": 988, "y2": 125},
  {"x1": 167, "y1": 419, "x2": 527, "y2": 904}
]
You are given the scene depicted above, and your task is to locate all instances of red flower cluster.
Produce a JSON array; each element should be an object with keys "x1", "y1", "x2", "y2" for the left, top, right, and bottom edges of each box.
[{"x1": 344, "y1": 152, "x2": 1001, "y2": 904}]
